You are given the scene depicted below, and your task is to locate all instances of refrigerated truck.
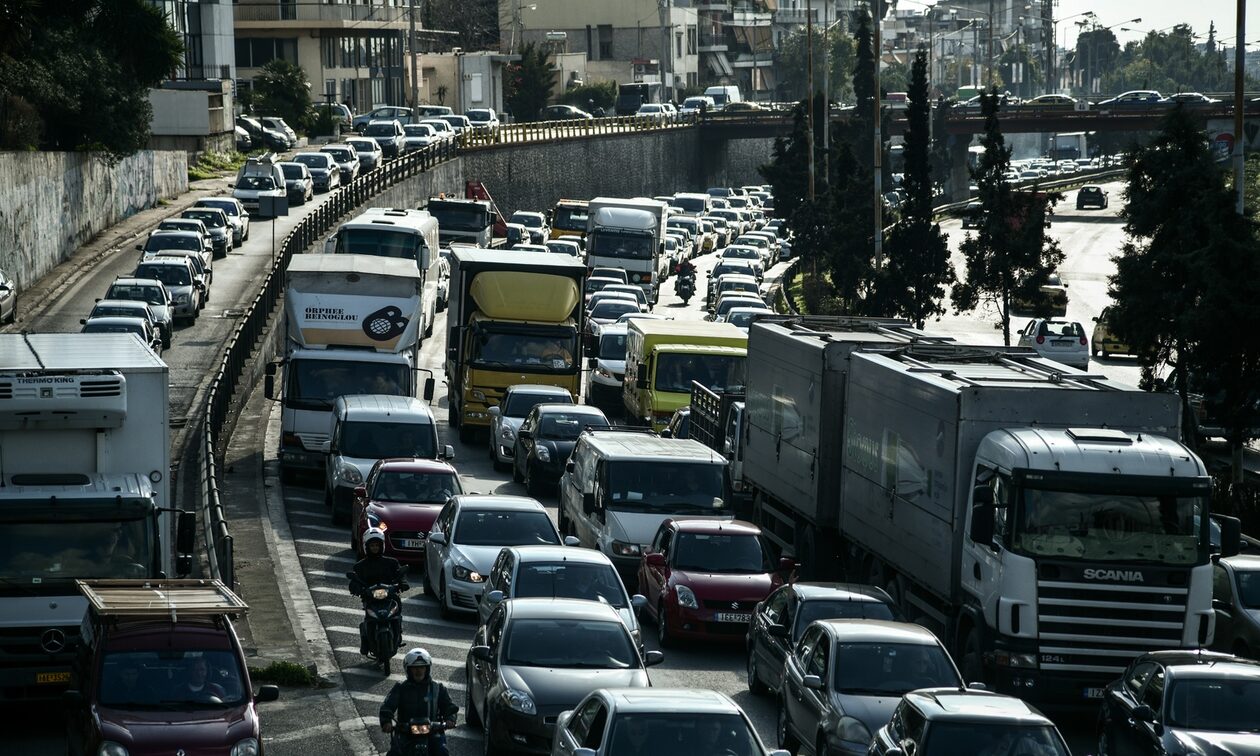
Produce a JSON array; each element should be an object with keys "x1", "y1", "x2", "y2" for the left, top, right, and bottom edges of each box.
[
  {"x1": 0, "y1": 333, "x2": 195, "y2": 700},
  {"x1": 740, "y1": 317, "x2": 1235, "y2": 707}
]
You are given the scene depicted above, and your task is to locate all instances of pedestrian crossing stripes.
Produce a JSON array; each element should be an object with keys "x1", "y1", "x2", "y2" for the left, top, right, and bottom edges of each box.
[{"x1": 317, "y1": 604, "x2": 471, "y2": 631}]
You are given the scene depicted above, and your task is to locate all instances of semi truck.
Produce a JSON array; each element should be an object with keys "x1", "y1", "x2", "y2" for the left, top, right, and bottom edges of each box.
[
  {"x1": 267, "y1": 255, "x2": 431, "y2": 492},
  {"x1": 586, "y1": 197, "x2": 667, "y2": 304},
  {"x1": 445, "y1": 248, "x2": 586, "y2": 442},
  {"x1": 735, "y1": 317, "x2": 1236, "y2": 707},
  {"x1": 0, "y1": 333, "x2": 195, "y2": 700}
]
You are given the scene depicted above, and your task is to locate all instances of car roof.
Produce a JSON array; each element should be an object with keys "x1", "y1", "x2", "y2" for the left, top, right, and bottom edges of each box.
[
  {"x1": 111, "y1": 277, "x2": 165, "y2": 289},
  {"x1": 336, "y1": 394, "x2": 436, "y2": 422},
  {"x1": 508, "y1": 545, "x2": 614, "y2": 565},
  {"x1": 1164, "y1": 659, "x2": 1260, "y2": 681},
  {"x1": 84, "y1": 316, "x2": 147, "y2": 328},
  {"x1": 581, "y1": 431, "x2": 724, "y2": 463},
  {"x1": 149, "y1": 230, "x2": 201, "y2": 239},
  {"x1": 1137, "y1": 649, "x2": 1260, "y2": 669},
  {"x1": 811, "y1": 619, "x2": 941, "y2": 644},
  {"x1": 136, "y1": 257, "x2": 190, "y2": 268},
  {"x1": 506, "y1": 384, "x2": 572, "y2": 398},
  {"x1": 670, "y1": 518, "x2": 759, "y2": 536},
  {"x1": 604, "y1": 688, "x2": 741, "y2": 714},
  {"x1": 1220, "y1": 554, "x2": 1260, "y2": 571},
  {"x1": 504, "y1": 597, "x2": 622, "y2": 622},
  {"x1": 453, "y1": 494, "x2": 546, "y2": 512},
  {"x1": 533, "y1": 402, "x2": 604, "y2": 417},
  {"x1": 905, "y1": 688, "x2": 1052, "y2": 724},
  {"x1": 93, "y1": 299, "x2": 149, "y2": 310},
  {"x1": 372, "y1": 458, "x2": 457, "y2": 475}
]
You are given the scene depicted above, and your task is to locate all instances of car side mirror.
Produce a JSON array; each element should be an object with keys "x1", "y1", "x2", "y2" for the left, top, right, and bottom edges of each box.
[
  {"x1": 264, "y1": 373, "x2": 276, "y2": 401},
  {"x1": 644, "y1": 552, "x2": 666, "y2": 568},
  {"x1": 487, "y1": 405, "x2": 500, "y2": 417},
  {"x1": 967, "y1": 682, "x2": 988, "y2": 690},
  {"x1": 1132, "y1": 704, "x2": 1156, "y2": 723},
  {"x1": 767, "y1": 623, "x2": 789, "y2": 639},
  {"x1": 471, "y1": 645, "x2": 493, "y2": 663},
  {"x1": 486, "y1": 590, "x2": 505, "y2": 605},
  {"x1": 564, "y1": 535, "x2": 580, "y2": 547},
  {"x1": 660, "y1": 428, "x2": 672, "y2": 439},
  {"x1": 884, "y1": 749, "x2": 905, "y2": 756},
  {"x1": 135, "y1": 244, "x2": 143, "y2": 251},
  {"x1": 643, "y1": 650, "x2": 665, "y2": 667},
  {"x1": 256, "y1": 685, "x2": 280, "y2": 703},
  {"x1": 565, "y1": 461, "x2": 575, "y2": 474},
  {"x1": 353, "y1": 485, "x2": 366, "y2": 499},
  {"x1": 631, "y1": 594, "x2": 647, "y2": 610},
  {"x1": 802, "y1": 674, "x2": 824, "y2": 690},
  {"x1": 441, "y1": 444, "x2": 456, "y2": 461},
  {"x1": 428, "y1": 532, "x2": 446, "y2": 545},
  {"x1": 582, "y1": 491, "x2": 596, "y2": 514}
]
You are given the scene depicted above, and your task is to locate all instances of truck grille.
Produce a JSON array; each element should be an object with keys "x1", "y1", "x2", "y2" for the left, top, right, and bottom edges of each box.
[{"x1": 1037, "y1": 577, "x2": 1187, "y2": 675}]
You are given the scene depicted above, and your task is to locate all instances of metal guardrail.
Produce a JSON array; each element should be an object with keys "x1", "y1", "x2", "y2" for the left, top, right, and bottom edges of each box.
[{"x1": 199, "y1": 139, "x2": 458, "y2": 592}]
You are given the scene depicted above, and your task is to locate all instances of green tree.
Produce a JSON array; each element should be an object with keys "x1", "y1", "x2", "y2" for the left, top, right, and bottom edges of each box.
[
  {"x1": 560, "y1": 80, "x2": 617, "y2": 112},
  {"x1": 881, "y1": 50, "x2": 954, "y2": 327},
  {"x1": 504, "y1": 42, "x2": 557, "y2": 122},
  {"x1": 880, "y1": 61, "x2": 910, "y2": 94},
  {"x1": 952, "y1": 89, "x2": 1065, "y2": 345},
  {"x1": 1102, "y1": 24, "x2": 1257, "y2": 95},
  {"x1": 774, "y1": 25, "x2": 855, "y2": 103},
  {"x1": 253, "y1": 60, "x2": 314, "y2": 134}
]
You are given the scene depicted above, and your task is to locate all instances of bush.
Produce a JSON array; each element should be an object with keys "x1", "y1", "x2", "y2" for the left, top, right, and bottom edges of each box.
[
  {"x1": 560, "y1": 81, "x2": 617, "y2": 111},
  {"x1": 188, "y1": 151, "x2": 247, "y2": 181},
  {"x1": 248, "y1": 660, "x2": 318, "y2": 687}
]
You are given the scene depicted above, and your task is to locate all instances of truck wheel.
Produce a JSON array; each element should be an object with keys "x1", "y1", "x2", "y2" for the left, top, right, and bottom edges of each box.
[{"x1": 960, "y1": 626, "x2": 984, "y2": 685}]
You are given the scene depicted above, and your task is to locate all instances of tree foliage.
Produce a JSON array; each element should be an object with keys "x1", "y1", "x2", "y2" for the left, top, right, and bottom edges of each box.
[
  {"x1": 0, "y1": 0, "x2": 182, "y2": 159},
  {"x1": 559, "y1": 81, "x2": 617, "y2": 111},
  {"x1": 952, "y1": 89, "x2": 1064, "y2": 345},
  {"x1": 426, "y1": 0, "x2": 499, "y2": 51},
  {"x1": 504, "y1": 42, "x2": 557, "y2": 122},
  {"x1": 774, "y1": 25, "x2": 855, "y2": 103},
  {"x1": 1101, "y1": 24, "x2": 1257, "y2": 95},
  {"x1": 253, "y1": 60, "x2": 314, "y2": 134}
]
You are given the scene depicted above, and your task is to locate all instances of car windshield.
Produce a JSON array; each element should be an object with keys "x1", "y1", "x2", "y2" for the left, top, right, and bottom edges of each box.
[
  {"x1": 512, "y1": 214, "x2": 542, "y2": 228},
  {"x1": 347, "y1": 141, "x2": 376, "y2": 154},
  {"x1": 1236, "y1": 570, "x2": 1260, "y2": 608},
  {"x1": 183, "y1": 210, "x2": 225, "y2": 228},
  {"x1": 369, "y1": 471, "x2": 460, "y2": 503},
  {"x1": 833, "y1": 642, "x2": 960, "y2": 695},
  {"x1": 158, "y1": 222, "x2": 197, "y2": 233},
  {"x1": 607, "y1": 713, "x2": 761, "y2": 755},
  {"x1": 553, "y1": 206, "x2": 589, "y2": 231},
  {"x1": 294, "y1": 154, "x2": 330, "y2": 169},
  {"x1": 1036, "y1": 321, "x2": 1084, "y2": 338},
  {"x1": 654, "y1": 352, "x2": 745, "y2": 394},
  {"x1": 83, "y1": 322, "x2": 145, "y2": 336},
  {"x1": 470, "y1": 326, "x2": 577, "y2": 372},
  {"x1": 673, "y1": 532, "x2": 770, "y2": 574},
  {"x1": 585, "y1": 279, "x2": 617, "y2": 295},
  {"x1": 98, "y1": 650, "x2": 246, "y2": 709},
  {"x1": 324, "y1": 148, "x2": 353, "y2": 161},
  {"x1": 588, "y1": 230, "x2": 654, "y2": 260},
  {"x1": 237, "y1": 176, "x2": 275, "y2": 191},
  {"x1": 726, "y1": 310, "x2": 765, "y2": 329},
  {"x1": 606, "y1": 462, "x2": 727, "y2": 514},
  {"x1": 724, "y1": 248, "x2": 759, "y2": 261},
  {"x1": 280, "y1": 164, "x2": 304, "y2": 179},
  {"x1": 1166, "y1": 679, "x2": 1260, "y2": 731},
  {"x1": 504, "y1": 391, "x2": 570, "y2": 417},
  {"x1": 339, "y1": 421, "x2": 435, "y2": 460},
  {"x1": 599, "y1": 332, "x2": 628, "y2": 360},
  {"x1": 0, "y1": 519, "x2": 153, "y2": 582},
  {"x1": 91, "y1": 305, "x2": 146, "y2": 319},
  {"x1": 513, "y1": 562, "x2": 627, "y2": 606},
  {"x1": 108, "y1": 284, "x2": 165, "y2": 306},
  {"x1": 198, "y1": 200, "x2": 239, "y2": 217},
  {"x1": 423, "y1": 120, "x2": 451, "y2": 132},
  {"x1": 793, "y1": 600, "x2": 897, "y2": 639},
  {"x1": 453, "y1": 510, "x2": 558, "y2": 546},
  {"x1": 502, "y1": 618, "x2": 636, "y2": 668},
  {"x1": 403, "y1": 125, "x2": 433, "y2": 137},
  {"x1": 538, "y1": 411, "x2": 608, "y2": 440},
  {"x1": 922, "y1": 724, "x2": 1067, "y2": 756},
  {"x1": 335, "y1": 228, "x2": 420, "y2": 261},
  {"x1": 429, "y1": 204, "x2": 489, "y2": 231},
  {"x1": 364, "y1": 123, "x2": 396, "y2": 136},
  {"x1": 135, "y1": 264, "x2": 190, "y2": 287},
  {"x1": 590, "y1": 301, "x2": 639, "y2": 320},
  {"x1": 287, "y1": 359, "x2": 410, "y2": 410},
  {"x1": 146, "y1": 235, "x2": 200, "y2": 252},
  {"x1": 718, "y1": 299, "x2": 761, "y2": 317},
  {"x1": 468, "y1": 110, "x2": 492, "y2": 120}
]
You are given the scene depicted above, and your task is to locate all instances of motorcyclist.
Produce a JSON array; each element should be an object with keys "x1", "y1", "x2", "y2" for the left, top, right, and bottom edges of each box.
[
  {"x1": 380, "y1": 648, "x2": 459, "y2": 756},
  {"x1": 674, "y1": 259, "x2": 696, "y2": 279},
  {"x1": 350, "y1": 527, "x2": 408, "y2": 656}
]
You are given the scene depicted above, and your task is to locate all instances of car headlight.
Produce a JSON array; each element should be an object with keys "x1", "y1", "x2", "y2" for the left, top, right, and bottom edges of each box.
[
  {"x1": 675, "y1": 584, "x2": 699, "y2": 609},
  {"x1": 366, "y1": 512, "x2": 388, "y2": 531},
  {"x1": 500, "y1": 687, "x2": 537, "y2": 715},
  {"x1": 98, "y1": 744, "x2": 129, "y2": 756},
  {"x1": 836, "y1": 717, "x2": 871, "y2": 746},
  {"x1": 337, "y1": 461, "x2": 363, "y2": 485},
  {"x1": 499, "y1": 426, "x2": 516, "y2": 442},
  {"x1": 230, "y1": 738, "x2": 260, "y2": 756},
  {"x1": 535, "y1": 445, "x2": 551, "y2": 462},
  {"x1": 452, "y1": 564, "x2": 485, "y2": 583},
  {"x1": 371, "y1": 587, "x2": 389, "y2": 600},
  {"x1": 610, "y1": 540, "x2": 641, "y2": 558},
  {"x1": 174, "y1": 294, "x2": 189, "y2": 304},
  {"x1": 471, "y1": 390, "x2": 487, "y2": 402}
]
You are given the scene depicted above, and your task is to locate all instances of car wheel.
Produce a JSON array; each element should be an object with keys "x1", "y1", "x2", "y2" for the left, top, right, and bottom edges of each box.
[
  {"x1": 747, "y1": 648, "x2": 769, "y2": 695},
  {"x1": 482, "y1": 709, "x2": 496, "y2": 756},
  {"x1": 777, "y1": 698, "x2": 799, "y2": 752},
  {"x1": 656, "y1": 601, "x2": 674, "y2": 648},
  {"x1": 438, "y1": 574, "x2": 454, "y2": 620}
]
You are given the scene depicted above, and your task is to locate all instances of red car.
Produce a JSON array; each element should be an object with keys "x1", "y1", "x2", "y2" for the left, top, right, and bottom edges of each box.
[
  {"x1": 638, "y1": 519, "x2": 795, "y2": 646},
  {"x1": 350, "y1": 458, "x2": 464, "y2": 563}
]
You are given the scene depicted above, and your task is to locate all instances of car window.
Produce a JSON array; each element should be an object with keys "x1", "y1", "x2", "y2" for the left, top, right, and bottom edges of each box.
[
  {"x1": 568, "y1": 696, "x2": 603, "y2": 746},
  {"x1": 1140, "y1": 665, "x2": 1165, "y2": 710},
  {"x1": 762, "y1": 586, "x2": 789, "y2": 624},
  {"x1": 453, "y1": 510, "x2": 558, "y2": 546},
  {"x1": 805, "y1": 635, "x2": 829, "y2": 677},
  {"x1": 795, "y1": 624, "x2": 822, "y2": 663},
  {"x1": 651, "y1": 523, "x2": 674, "y2": 558},
  {"x1": 1213, "y1": 564, "x2": 1233, "y2": 602}
]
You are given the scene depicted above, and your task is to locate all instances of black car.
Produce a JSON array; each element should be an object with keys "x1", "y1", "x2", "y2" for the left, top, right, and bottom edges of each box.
[
  {"x1": 539, "y1": 104, "x2": 593, "y2": 121},
  {"x1": 960, "y1": 201, "x2": 984, "y2": 228},
  {"x1": 747, "y1": 582, "x2": 902, "y2": 697},
  {"x1": 512, "y1": 403, "x2": 609, "y2": 496},
  {"x1": 1098, "y1": 650, "x2": 1260, "y2": 756},
  {"x1": 236, "y1": 116, "x2": 289, "y2": 151},
  {"x1": 1077, "y1": 185, "x2": 1109, "y2": 209}
]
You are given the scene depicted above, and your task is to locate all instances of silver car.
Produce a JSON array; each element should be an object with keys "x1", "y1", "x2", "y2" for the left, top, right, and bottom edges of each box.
[
  {"x1": 0, "y1": 268, "x2": 17, "y2": 325},
  {"x1": 345, "y1": 137, "x2": 383, "y2": 172},
  {"x1": 104, "y1": 277, "x2": 174, "y2": 349},
  {"x1": 1213, "y1": 554, "x2": 1260, "y2": 659},
  {"x1": 486, "y1": 384, "x2": 574, "y2": 469},
  {"x1": 194, "y1": 197, "x2": 250, "y2": 245},
  {"x1": 133, "y1": 258, "x2": 202, "y2": 324},
  {"x1": 320, "y1": 143, "x2": 361, "y2": 183}
]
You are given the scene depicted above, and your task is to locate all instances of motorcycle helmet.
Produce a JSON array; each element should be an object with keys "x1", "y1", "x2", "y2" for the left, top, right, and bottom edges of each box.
[
  {"x1": 404, "y1": 648, "x2": 433, "y2": 669},
  {"x1": 363, "y1": 527, "x2": 386, "y2": 551}
]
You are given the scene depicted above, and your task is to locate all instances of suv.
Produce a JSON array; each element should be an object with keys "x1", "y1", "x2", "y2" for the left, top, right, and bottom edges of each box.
[
  {"x1": 868, "y1": 688, "x2": 1070, "y2": 756},
  {"x1": 64, "y1": 580, "x2": 279, "y2": 756},
  {"x1": 363, "y1": 119, "x2": 405, "y2": 159},
  {"x1": 1077, "y1": 184, "x2": 1109, "y2": 209}
]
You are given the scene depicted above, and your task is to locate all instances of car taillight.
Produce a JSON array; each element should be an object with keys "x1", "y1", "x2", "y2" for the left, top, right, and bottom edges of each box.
[
  {"x1": 1035, "y1": 335, "x2": 1045, "y2": 345},
  {"x1": 1079, "y1": 336, "x2": 1087, "y2": 346}
]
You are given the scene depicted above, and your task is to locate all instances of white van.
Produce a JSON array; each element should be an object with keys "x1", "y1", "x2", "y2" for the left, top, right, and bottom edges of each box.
[
  {"x1": 557, "y1": 428, "x2": 731, "y2": 580},
  {"x1": 703, "y1": 85, "x2": 743, "y2": 110},
  {"x1": 232, "y1": 156, "x2": 286, "y2": 217}
]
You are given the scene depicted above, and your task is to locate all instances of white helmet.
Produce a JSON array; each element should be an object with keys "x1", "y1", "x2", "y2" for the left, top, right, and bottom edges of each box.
[
  {"x1": 404, "y1": 648, "x2": 432, "y2": 669},
  {"x1": 363, "y1": 528, "x2": 386, "y2": 549}
]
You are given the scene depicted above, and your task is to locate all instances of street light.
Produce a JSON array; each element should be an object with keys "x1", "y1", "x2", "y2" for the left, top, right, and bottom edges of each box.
[
  {"x1": 948, "y1": 3, "x2": 1030, "y2": 87},
  {"x1": 1050, "y1": 10, "x2": 1094, "y2": 92}
]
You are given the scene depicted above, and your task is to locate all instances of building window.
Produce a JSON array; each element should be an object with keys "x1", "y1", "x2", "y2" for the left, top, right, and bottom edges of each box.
[
  {"x1": 676, "y1": 30, "x2": 683, "y2": 59},
  {"x1": 598, "y1": 25, "x2": 613, "y2": 60},
  {"x1": 323, "y1": 36, "x2": 337, "y2": 69},
  {"x1": 687, "y1": 25, "x2": 697, "y2": 55},
  {"x1": 235, "y1": 37, "x2": 297, "y2": 68}
]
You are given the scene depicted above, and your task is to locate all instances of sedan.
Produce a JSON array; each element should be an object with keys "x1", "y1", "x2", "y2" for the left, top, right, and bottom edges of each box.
[
  {"x1": 292, "y1": 152, "x2": 341, "y2": 193},
  {"x1": 778, "y1": 620, "x2": 964, "y2": 755},
  {"x1": 80, "y1": 316, "x2": 163, "y2": 354},
  {"x1": 345, "y1": 137, "x2": 383, "y2": 172},
  {"x1": 1090, "y1": 306, "x2": 1134, "y2": 358},
  {"x1": 350, "y1": 458, "x2": 464, "y2": 563},
  {"x1": 512, "y1": 404, "x2": 610, "y2": 495},
  {"x1": 194, "y1": 197, "x2": 249, "y2": 245},
  {"x1": 104, "y1": 278, "x2": 173, "y2": 349},
  {"x1": 134, "y1": 258, "x2": 202, "y2": 324},
  {"x1": 639, "y1": 519, "x2": 795, "y2": 646},
  {"x1": 362, "y1": 119, "x2": 405, "y2": 159},
  {"x1": 179, "y1": 207, "x2": 233, "y2": 257},
  {"x1": 1016, "y1": 318, "x2": 1089, "y2": 370},
  {"x1": 424, "y1": 495, "x2": 571, "y2": 618},
  {"x1": 466, "y1": 598, "x2": 660, "y2": 755},
  {"x1": 1077, "y1": 184, "x2": 1109, "y2": 209},
  {"x1": 319, "y1": 143, "x2": 361, "y2": 183},
  {"x1": 400, "y1": 123, "x2": 439, "y2": 154},
  {"x1": 1099, "y1": 90, "x2": 1163, "y2": 108},
  {"x1": 486, "y1": 384, "x2": 574, "y2": 470},
  {"x1": 747, "y1": 583, "x2": 902, "y2": 697},
  {"x1": 539, "y1": 104, "x2": 593, "y2": 121},
  {"x1": 278, "y1": 161, "x2": 314, "y2": 205},
  {"x1": 586, "y1": 300, "x2": 641, "y2": 341},
  {"x1": 545, "y1": 239, "x2": 582, "y2": 257},
  {"x1": 1212, "y1": 554, "x2": 1260, "y2": 659}
]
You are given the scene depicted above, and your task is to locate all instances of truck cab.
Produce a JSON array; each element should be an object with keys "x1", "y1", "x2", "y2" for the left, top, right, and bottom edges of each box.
[
  {"x1": 64, "y1": 580, "x2": 279, "y2": 756},
  {"x1": 426, "y1": 197, "x2": 494, "y2": 247},
  {"x1": 586, "y1": 197, "x2": 668, "y2": 304},
  {"x1": 622, "y1": 320, "x2": 747, "y2": 431}
]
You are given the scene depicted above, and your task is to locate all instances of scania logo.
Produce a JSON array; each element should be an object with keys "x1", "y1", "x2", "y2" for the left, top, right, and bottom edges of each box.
[
  {"x1": 1083, "y1": 569, "x2": 1145, "y2": 583},
  {"x1": 39, "y1": 628, "x2": 66, "y2": 654}
]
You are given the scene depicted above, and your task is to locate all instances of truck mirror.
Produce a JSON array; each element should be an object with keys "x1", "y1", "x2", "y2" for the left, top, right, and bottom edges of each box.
[
  {"x1": 264, "y1": 373, "x2": 276, "y2": 400},
  {"x1": 969, "y1": 503, "x2": 994, "y2": 547},
  {"x1": 582, "y1": 491, "x2": 596, "y2": 514},
  {"x1": 587, "y1": 356, "x2": 597, "y2": 369},
  {"x1": 176, "y1": 510, "x2": 196, "y2": 575},
  {"x1": 423, "y1": 377, "x2": 435, "y2": 402},
  {"x1": 1215, "y1": 515, "x2": 1242, "y2": 557},
  {"x1": 265, "y1": 362, "x2": 277, "y2": 377},
  {"x1": 972, "y1": 485, "x2": 993, "y2": 507}
]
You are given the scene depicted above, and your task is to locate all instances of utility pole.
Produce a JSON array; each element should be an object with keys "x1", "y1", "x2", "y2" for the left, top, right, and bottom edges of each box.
[
  {"x1": 1235, "y1": 0, "x2": 1246, "y2": 215},
  {"x1": 660, "y1": 0, "x2": 672, "y2": 101},
  {"x1": 987, "y1": 0, "x2": 995, "y2": 87},
  {"x1": 873, "y1": 0, "x2": 883, "y2": 266},
  {"x1": 823, "y1": 0, "x2": 830, "y2": 184},
  {"x1": 806, "y1": 0, "x2": 816, "y2": 201},
  {"x1": 409, "y1": 0, "x2": 419, "y2": 108}
]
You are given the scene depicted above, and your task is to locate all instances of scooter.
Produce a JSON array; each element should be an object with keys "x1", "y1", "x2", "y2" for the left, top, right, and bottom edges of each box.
[
  {"x1": 348, "y1": 575, "x2": 403, "y2": 674},
  {"x1": 395, "y1": 719, "x2": 450, "y2": 756}
]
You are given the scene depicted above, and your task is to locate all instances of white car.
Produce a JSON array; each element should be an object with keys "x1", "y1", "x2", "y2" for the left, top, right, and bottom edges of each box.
[
  {"x1": 636, "y1": 103, "x2": 668, "y2": 123},
  {"x1": 424, "y1": 495, "x2": 574, "y2": 617},
  {"x1": 545, "y1": 239, "x2": 582, "y2": 257},
  {"x1": 465, "y1": 108, "x2": 500, "y2": 135},
  {"x1": 680, "y1": 95, "x2": 716, "y2": 115},
  {"x1": 486, "y1": 384, "x2": 574, "y2": 468},
  {"x1": 1017, "y1": 318, "x2": 1090, "y2": 370},
  {"x1": 420, "y1": 118, "x2": 457, "y2": 144},
  {"x1": 587, "y1": 323, "x2": 628, "y2": 407},
  {"x1": 400, "y1": 123, "x2": 439, "y2": 154},
  {"x1": 722, "y1": 305, "x2": 772, "y2": 332}
]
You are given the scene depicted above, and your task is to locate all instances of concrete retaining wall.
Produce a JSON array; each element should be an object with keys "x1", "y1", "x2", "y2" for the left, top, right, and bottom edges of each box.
[
  {"x1": 0, "y1": 150, "x2": 188, "y2": 289},
  {"x1": 364, "y1": 158, "x2": 467, "y2": 212}
]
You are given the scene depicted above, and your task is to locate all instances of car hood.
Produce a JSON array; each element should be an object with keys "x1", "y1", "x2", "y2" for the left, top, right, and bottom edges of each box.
[
  {"x1": 674, "y1": 570, "x2": 774, "y2": 601},
  {"x1": 502, "y1": 666, "x2": 649, "y2": 711},
  {"x1": 99, "y1": 703, "x2": 256, "y2": 750},
  {"x1": 606, "y1": 509, "x2": 731, "y2": 550},
  {"x1": 338, "y1": 455, "x2": 381, "y2": 479},
  {"x1": 831, "y1": 692, "x2": 901, "y2": 736},
  {"x1": 370, "y1": 501, "x2": 443, "y2": 531},
  {"x1": 597, "y1": 359, "x2": 626, "y2": 374},
  {"x1": 1166, "y1": 728, "x2": 1260, "y2": 754},
  {"x1": 449, "y1": 544, "x2": 509, "y2": 574}
]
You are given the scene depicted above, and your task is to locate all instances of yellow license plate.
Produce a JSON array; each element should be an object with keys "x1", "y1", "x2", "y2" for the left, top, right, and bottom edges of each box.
[{"x1": 36, "y1": 671, "x2": 70, "y2": 684}]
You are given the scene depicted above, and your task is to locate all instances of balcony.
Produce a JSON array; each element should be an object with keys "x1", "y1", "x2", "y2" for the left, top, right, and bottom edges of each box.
[
  {"x1": 234, "y1": 1, "x2": 410, "y2": 29},
  {"x1": 699, "y1": 32, "x2": 729, "y2": 52},
  {"x1": 730, "y1": 9, "x2": 773, "y2": 27},
  {"x1": 773, "y1": 8, "x2": 818, "y2": 24}
]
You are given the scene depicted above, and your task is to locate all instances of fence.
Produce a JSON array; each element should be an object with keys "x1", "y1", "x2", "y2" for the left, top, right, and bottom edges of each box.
[{"x1": 199, "y1": 139, "x2": 458, "y2": 591}]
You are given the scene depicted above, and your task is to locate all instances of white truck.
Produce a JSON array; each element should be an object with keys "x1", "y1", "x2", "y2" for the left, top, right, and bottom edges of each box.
[
  {"x1": 266, "y1": 255, "x2": 434, "y2": 506},
  {"x1": 0, "y1": 333, "x2": 195, "y2": 700},
  {"x1": 737, "y1": 317, "x2": 1239, "y2": 709},
  {"x1": 323, "y1": 207, "x2": 442, "y2": 340},
  {"x1": 585, "y1": 197, "x2": 668, "y2": 304}
]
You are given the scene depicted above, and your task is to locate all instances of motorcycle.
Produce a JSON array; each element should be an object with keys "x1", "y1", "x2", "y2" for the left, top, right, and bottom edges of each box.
[
  {"x1": 675, "y1": 271, "x2": 695, "y2": 305},
  {"x1": 348, "y1": 574, "x2": 404, "y2": 674},
  {"x1": 395, "y1": 719, "x2": 450, "y2": 756}
]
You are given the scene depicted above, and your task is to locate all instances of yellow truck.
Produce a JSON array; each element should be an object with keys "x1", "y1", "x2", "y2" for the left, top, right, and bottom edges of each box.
[
  {"x1": 445, "y1": 248, "x2": 587, "y2": 442},
  {"x1": 549, "y1": 199, "x2": 590, "y2": 240},
  {"x1": 622, "y1": 319, "x2": 747, "y2": 430}
]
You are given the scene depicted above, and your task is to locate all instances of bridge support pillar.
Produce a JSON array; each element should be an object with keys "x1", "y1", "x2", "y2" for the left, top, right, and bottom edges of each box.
[{"x1": 946, "y1": 136, "x2": 972, "y2": 203}]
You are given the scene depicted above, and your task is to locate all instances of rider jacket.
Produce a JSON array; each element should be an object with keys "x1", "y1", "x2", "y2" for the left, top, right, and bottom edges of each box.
[
  {"x1": 350, "y1": 553, "x2": 407, "y2": 595},
  {"x1": 380, "y1": 678, "x2": 458, "y2": 729}
]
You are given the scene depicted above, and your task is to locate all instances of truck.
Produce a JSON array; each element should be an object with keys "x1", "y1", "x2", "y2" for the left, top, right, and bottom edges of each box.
[
  {"x1": 266, "y1": 255, "x2": 432, "y2": 495},
  {"x1": 426, "y1": 196, "x2": 495, "y2": 247},
  {"x1": 615, "y1": 82, "x2": 662, "y2": 115},
  {"x1": 737, "y1": 317, "x2": 1237, "y2": 707},
  {"x1": 0, "y1": 333, "x2": 196, "y2": 700},
  {"x1": 549, "y1": 199, "x2": 590, "y2": 240},
  {"x1": 622, "y1": 319, "x2": 747, "y2": 432},
  {"x1": 445, "y1": 248, "x2": 586, "y2": 442},
  {"x1": 687, "y1": 380, "x2": 750, "y2": 515},
  {"x1": 323, "y1": 207, "x2": 442, "y2": 339},
  {"x1": 586, "y1": 197, "x2": 668, "y2": 304}
]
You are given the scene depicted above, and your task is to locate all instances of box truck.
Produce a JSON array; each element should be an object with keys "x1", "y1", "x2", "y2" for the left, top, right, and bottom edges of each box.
[{"x1": 586, "y1": 197, "x2": 668, "y2": 304}]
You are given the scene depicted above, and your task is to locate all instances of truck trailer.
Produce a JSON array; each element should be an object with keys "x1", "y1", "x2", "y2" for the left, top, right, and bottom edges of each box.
[
  {"x1": 739, "y1": 317, "x2": 1237, "y2": 707},
  {"x1": 0, "y1": 333, "x2": 194, "y2": 700}
]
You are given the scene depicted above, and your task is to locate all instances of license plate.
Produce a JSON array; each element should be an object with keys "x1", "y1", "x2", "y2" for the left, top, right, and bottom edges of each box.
[
  {"x1": 36, "y1": 671, "x2": 70, "y2": 684},
  {"x1": 1083, "y1": 687, "x2": 1105, "y2": 700},
  {"x1": 399, "y1": 539, "x2": 425, "y2": 549},
  {"x1": 1050, "y1": 339, "x2": 1074, "y2": 346},
  {"x1": 714, "y1": 612, "x2": 752, "y2": 623}
]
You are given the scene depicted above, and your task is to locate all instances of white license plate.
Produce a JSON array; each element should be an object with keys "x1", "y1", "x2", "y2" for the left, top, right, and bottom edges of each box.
[
  {"x1": 714, "y1": 612, "x2": 752, "y2": 623},
  {"x1": 1050, "y1": 339, "x2": 1075, "y2": 346},
  {"x1": 399, "y1": 539, "x2": 425, "y2": 549},
  {"x1": 1083, "y1": 688, "x2": 1105, "y2": 700}
]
